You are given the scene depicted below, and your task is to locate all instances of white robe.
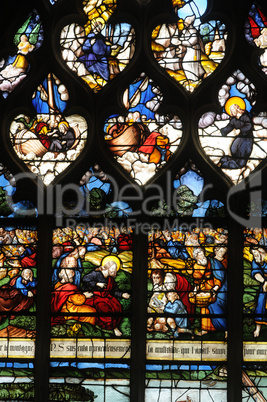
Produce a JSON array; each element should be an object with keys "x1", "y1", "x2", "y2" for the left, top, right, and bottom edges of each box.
[{"x1": 180, "y1": 24, "x2": 205, "y2": 81}]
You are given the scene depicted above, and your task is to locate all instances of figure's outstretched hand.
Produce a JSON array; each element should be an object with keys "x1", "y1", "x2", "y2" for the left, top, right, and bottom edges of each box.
[
  {"x1": 83, "y1": 291, "x2": 93, "y2": 298},
  {"x1": 97, "y1": 282, "x2": 107, "y2": 288},
  {"x1": 122, "y1": 293, "x2": 130, "y2": 299}
]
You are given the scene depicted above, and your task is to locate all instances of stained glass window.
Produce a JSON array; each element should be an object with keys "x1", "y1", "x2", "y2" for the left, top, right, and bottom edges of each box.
[
  {"x1": 146, "y1": 228, "x2": 227, "y2": 400},
  {"x1": 49, "y1": 226, "x2": 132, "y2": 401},
  {"x1": 151, "y1": 0, "x2": 227, "y2": 92},
  {"x1": 104, "y1": 73, "x2": 182, "y2": 185},
  {"x1": 10, "y1": 73, "x2": 88, "y2": 185},
  {"x1": 0, "y1": 10, "x2": 43, "y2": 98},
  {"x1": 0, "y1": 227, "x2": 37, "y2": 400},
  {"x1": 2, "y1": 0, "x2": 267, "y2": 401},
  {"x1": 145, "y1": 364, "x2": 227, "y2": 401},
  {"x1": 60, "y1": 0, "x2": 135, "y2": 92}
]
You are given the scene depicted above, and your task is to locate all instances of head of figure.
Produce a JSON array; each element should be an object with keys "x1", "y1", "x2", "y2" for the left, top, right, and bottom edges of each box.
[
  {"x1": 215, "y1": 233, "x2": 228, "y2": 244},
  {"x1": 164, "y1": 272, "x2": 177, "y2": 291},
  {"x1": 185, "y1": 233, "x2": 199, "y2": 246},
  {"x1": 214, "y1": 246, "x2": 227, "y2": 260},
  {"x1": 108, "y1": 261, "x2": 118, "y2": 278},
  {"x1": 151, "y1": 269, "x2": 164, "y2": 286},
  {"x1": 18, "y1": 245, "x2": 25, "y2": 254},
  {"x1": 78, "y1": 246, "x2": 86, "y2": 259},
  {"x1": 102, "y1": 260, "x2": 117, "y2": 278},
  {"x1": 21, "y1": 268, "x2": 33, "y2": 282},
  {"x1": 58, "y1": 268, "x2": 75, "y2": 283},
  {"x1": 91, "y1": 18, "x2": 104, "y2": 34},
  {"x1": 166, "y1": 291, "x2": 179, "y2": 302},
  {"x1": 229, "y1": 104, "x2": 245, "y2": 118},
  {"x1": 100, "y1": 231, "x2": 109, "y2": 240},
  {"x1": 193, "y1": 248, "x2": 208, "y2": 266},
  {"x1": 100, "y1": 256, "x2": 121, "y2": 278},
  {"x1": 58, "y1": 121, "x2": 69, "y2": 134},
  {"x1": 251, "y1": 247, "x2": 267, "y2": 265},
  {"x1": 20, "y1": 34, "x2": 28, "y2": 43}
]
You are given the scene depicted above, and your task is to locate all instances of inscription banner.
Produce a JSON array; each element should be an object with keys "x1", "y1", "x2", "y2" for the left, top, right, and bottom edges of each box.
[
  {"x1": 0, "y1": 339, "x2": 35, "y2": 358},
  {"x1": 50, "y1": 338, "x2": 131, "y2": 359},
  {"x1": 243, "y1": 342, "x2": 267, "y2": 361},
  {"x1": 146, "y1": 341, "x2": 227, "y2": 361},
  {"x1": 6, "y1": 339, "x2": 266, "y2": 360}
]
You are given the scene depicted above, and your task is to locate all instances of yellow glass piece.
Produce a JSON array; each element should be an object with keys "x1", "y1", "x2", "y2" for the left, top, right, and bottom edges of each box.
[
  {"x1": 101, "y1": 255, "x2": 122, "y2": 270},
  {"x1": 225, "y1": 96, "x2": 246, "y2": 116}
]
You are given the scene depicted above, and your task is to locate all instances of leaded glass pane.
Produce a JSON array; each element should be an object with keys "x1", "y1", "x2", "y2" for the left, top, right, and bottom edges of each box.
[
  {"x1": 243, "y1": 229, "x2": 267, "y2": 359},
  {"x1": 242, "y1": 365, "x2": 267, "y2": 400},
  {"x1": 10, "y1": 73, "x2": 87, "y2": 185},
  {"x1": 245, "y1": 3, "x2": 267, "y2": 75},
  {"x1": 63, "y1": 164, "x2": 133, "y2": 218},
  {"x1": 49, "y1": 362, "x2": 130, "y2": 401},
  {"x1": 60, "y1": 0, "x2": 135, "y2": 92},
  {"x1": 150, "y1": 161, "x2": 225, "y2": 217},
  {"x1": 51, "y1": 226, "x2": 132, "y2": 358},
  {"x1": 0, "y1": 228, "x2": 37, "y2": 355},
  {"x1": 145, "y1": 364, "x2": 227, "y2": 402},
  {"x1": 197, "y1": 70, "x2": 267, "y2": 185},
  {"x1": 147, "y1": 228, "x2": 227, "y2": 361},
  {"x1": 0, "y1": 228, "x2": 37, "y2": 400},
  {"x1": 0, "y1": 10, "x2": 43, "y2": 98},
  {"x1": 0, "y1": 362, "x2": 34, "y2": 400},
  {"x1": 104, "y1": 73, "x2": 182, "y2": 185},
  {"x1": 151, "y1": 0, "x2": 227, "y2": 92},
  {"x1": 0, "y1": 164, "x2": 37, "y2": 218}
]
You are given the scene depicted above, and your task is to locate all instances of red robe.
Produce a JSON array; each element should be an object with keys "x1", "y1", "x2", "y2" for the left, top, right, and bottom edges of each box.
[
  {"x1": 175, "y1": 274, "x2": 195, "y2": 322},
  {"x1": 139, "y1": 132, "x2": 160, "y2": 154},
  {"x1": 39, "y1": 134, "x2": 51, "y2": 149},
  {"x1": 51, "y1": 282, "x2": 78, "y2": 325},
  {"x1": 0, "y1": 276, "x2": 36, "y2": 322},
  {"x1": 139, "y1": 132, "x2": 170, "y2": 154},
  {"x1": 21, "y1": 252, "x2": 37, "y2": 268},
  {"x1": 85, "y1": 276, "x2": 122, "y2": 330}
]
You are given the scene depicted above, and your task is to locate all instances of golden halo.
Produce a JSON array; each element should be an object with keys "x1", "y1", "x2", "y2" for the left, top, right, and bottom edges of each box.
[
  {"x1": 101, "y1": 255, "x2": 121, "y2": 271},
  {"x1": 91, "y1": 17, "x2": 105, "y2": 31},
  {"x1": 58, "y1": 121, "x2": 69, "y2": 129},
  {"x1": 225, "y1": 96, "x2": 246, "y2": 116}
]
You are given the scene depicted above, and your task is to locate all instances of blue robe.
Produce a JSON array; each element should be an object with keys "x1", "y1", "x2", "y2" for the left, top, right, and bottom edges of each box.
[
  {"x1": 164, "y1": 299, "x2": 188, "y2": 328},
  {"x1": 82, "y1": 270, "x2": 123, "y2": 298},
  {"x1": 251, "y1": 260, "x2": 267, "y2": 324},
  {"x1": 219, "y1": 112, "x2": 253, "y2": 169},
  {"x1": 15, "y1": 276, "x2": 37, "y2": 296},
  {"x1": 208, "y1": 257, "x2": 227, "y2": 331},
  {"x1": 79, "y1": 33, "x2": 111, "y2": 81},
  {"x1": 52, "y1": 252, "x2": 83, "y2": 287},
  {"x1": 166, "y1": 240, "x2": 190, "y2": 260}
]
